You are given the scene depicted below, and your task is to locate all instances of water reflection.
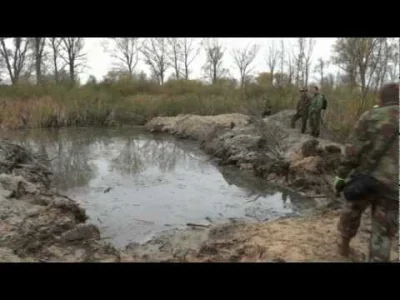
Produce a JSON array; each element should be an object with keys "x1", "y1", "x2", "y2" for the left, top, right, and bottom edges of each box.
[
  {"x1": 9, "y1": 127, "x2": 210, "y2": 190},
  {"x1": 16, "y1": 129, "x2": 98, "y2": 190},
  {"x1": 6, "y1": 127, "x2": 317, "y2": 247},
  {"x1": 110, "y1": 137, "x2": 207, "y2": 175}
]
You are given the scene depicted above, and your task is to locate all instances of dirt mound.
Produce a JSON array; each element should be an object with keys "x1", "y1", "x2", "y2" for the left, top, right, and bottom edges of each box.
[
  {"x1": 146, "y1": 113, "x2": 251, "y2": 140},
  {"x1": 0, "y1": 140, "x2": 120, "y2": 262}
]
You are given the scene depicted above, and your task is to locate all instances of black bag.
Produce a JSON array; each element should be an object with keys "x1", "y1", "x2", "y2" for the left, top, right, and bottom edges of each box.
[
  {"x1": 321, "y1": 95, "x2": 327, "y2": 110},
  {"x1": 341, "y1": 131, "x2": 396, "y2": 202},
  {"x1": 342, "y1": 174, "x2": 382, "y2": 202}
]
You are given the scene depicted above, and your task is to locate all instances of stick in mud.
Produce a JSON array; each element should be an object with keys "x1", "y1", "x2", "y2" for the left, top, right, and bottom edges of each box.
[
  {"x1": 246, "y1": 195, "x2": 261, "y2": 203},
  {"x1": 132, "y1": 218, "x2": 154, "y2": 224},
  {"x1": 186, "y1": 223, "x2": 211, "y2": 228}
]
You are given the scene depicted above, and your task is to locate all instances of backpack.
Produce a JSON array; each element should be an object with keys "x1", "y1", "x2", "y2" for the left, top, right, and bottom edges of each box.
[{"x1": 321, "y1": 94, "x2": 327, "y2": 110}]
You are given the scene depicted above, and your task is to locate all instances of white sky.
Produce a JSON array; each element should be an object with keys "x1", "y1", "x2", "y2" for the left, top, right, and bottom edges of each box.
[
  {"x1": 0, "y1": 38, "x2": 338, "y2": 84},
  {"x1": 83, "y1": 38, "x2": 338, "y2": 83}
]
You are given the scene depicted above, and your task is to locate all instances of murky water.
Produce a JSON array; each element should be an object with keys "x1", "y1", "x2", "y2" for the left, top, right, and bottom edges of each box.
[{"x1": 8, "y1": 127, "x2": 317, "y2": 248}]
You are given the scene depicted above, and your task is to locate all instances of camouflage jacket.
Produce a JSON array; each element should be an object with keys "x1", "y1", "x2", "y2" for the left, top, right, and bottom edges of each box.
[
  {"x1": 296, "y1": 94, "x2": 310, "y2": 114},
  {"x1": 309, "y1": 93, "x2": 324, "y2": 113},
  {"x1": 336, "y1": 104, "x2": 399, "y2": 191}
]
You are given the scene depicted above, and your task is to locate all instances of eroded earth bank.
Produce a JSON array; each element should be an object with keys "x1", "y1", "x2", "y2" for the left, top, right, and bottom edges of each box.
[
  {"x1": 0, "y1": 140, "x2": 120, "y2": 262},
  {"x1": 1, "y1": 110, "x2": 398, "y2": 262}
]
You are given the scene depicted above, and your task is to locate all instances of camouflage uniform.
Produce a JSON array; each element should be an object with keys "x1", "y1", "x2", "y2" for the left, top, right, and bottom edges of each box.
[
  {"x1": 262, "y1": 97, "x2": 272, "y2": 117},
  {"x1": 336, "y1": 102, "x2": 399, "y2": 262},
  {"x1": 308, "y1": 93, "x2": 324, "y2": 137},
  {"x1": 291, "y1": 91, "x2": 310, "y2": 133}
]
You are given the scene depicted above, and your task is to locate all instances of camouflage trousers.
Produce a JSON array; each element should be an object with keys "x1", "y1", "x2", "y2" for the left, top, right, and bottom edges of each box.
[
  {"x1": 291, "y1": 112, "x2": 308, "y2": 134},
  {"x1": 308, "y1": 111, "x2": 321, "y2": 137},
  {"x1": 337, "y1": 189, "x2": 399, "y2": 262}
]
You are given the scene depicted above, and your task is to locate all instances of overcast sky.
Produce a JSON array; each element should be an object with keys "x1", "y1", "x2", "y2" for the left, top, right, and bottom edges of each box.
[{"x1": 83, "y1": 38, "x2": 338, "y2": 83}]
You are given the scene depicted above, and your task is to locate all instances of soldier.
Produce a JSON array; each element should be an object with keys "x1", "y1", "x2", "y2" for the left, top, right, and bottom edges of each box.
[
  {"x1": 262, "y1": 96, "x2": 272, "y2": 117},
  {"x1": 291, "y1": 88, "x2": 310, "y2": 134},
  {"x1": 308, "y1": 86, "x2": 325, "y2": 137},
  {"x1": 334, "y1": 83, "x2": 399, "y2": 262}
]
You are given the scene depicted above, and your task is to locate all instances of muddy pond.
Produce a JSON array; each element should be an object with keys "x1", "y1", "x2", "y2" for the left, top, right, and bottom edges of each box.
[{"x1": 8, "y1": 127, "x2": 318, "y2": 248}]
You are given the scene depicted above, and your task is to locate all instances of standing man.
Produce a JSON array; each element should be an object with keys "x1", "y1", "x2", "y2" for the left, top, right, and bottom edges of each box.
[
  {"x1": 308, "y1": 86, "x2": 325, "y2": 137},
  {"x1": 290, "y1": 88, "x2": 310, "y2": 134},
  {"x1": 262, "y1": 96, "x2": 272, "y2": 117},
  {"x1": 334, "y1": 83, "x2": 399, "y2": 262}
]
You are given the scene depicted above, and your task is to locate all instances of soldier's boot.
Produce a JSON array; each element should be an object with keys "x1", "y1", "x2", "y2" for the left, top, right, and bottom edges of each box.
[{"x1": 337, "y1": 235, "x2": 351, "y2": 257}]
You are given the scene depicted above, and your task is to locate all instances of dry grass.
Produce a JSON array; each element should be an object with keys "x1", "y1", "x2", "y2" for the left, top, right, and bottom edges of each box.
[{"x1": 0, "y1": 80, "x2": 377, "y2": 143}]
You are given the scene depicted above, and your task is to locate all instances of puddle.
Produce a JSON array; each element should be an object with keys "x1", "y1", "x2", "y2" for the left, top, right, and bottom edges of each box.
[{"x1": 8, "y1": 127, "x2": 317, "y2": 248}]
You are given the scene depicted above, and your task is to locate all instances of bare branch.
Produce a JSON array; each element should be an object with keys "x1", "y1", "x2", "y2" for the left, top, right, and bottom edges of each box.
[
  {"x1": 141, "y1": 38, "x2": 169, "y2": 85},
  {"x1": 202, "y1": 38, "x2": 226, "y2": 84},
  {"x1": 232, "y1": 43, "x2": 260, "y2": 87},
  {"x1": 0, "y1": 38, "x2": 30, "y2": 85},
  {"x1": 106, "y1": 38, "x2": 140, "y2": 77},
  {"x1": 166, "y1": 38, "x2": 183, "y2": 80},
  {"x1": 29, "y1": 38, "x2": 47, "y2": 84},
  {"x1": 265, "y1": 40, "x2": 279, "y2": 84},
  {"x1": 304, "y1": 38, "x2": 316, "y2": 86},
  {"x1": 60, "y1": 38, "x2": 86, "y2": 84},
  {"x1": 182, "y1": 38, "x2": 200, "y2": 80}
]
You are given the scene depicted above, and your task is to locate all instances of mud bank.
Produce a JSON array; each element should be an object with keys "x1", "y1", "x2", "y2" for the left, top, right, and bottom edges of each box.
[
  {"x1": 141, "y1": 110, "x2": 399, "y2": 262},
  {"x1": 0, "y1": 140, "x2": 120, "y2": 262}
]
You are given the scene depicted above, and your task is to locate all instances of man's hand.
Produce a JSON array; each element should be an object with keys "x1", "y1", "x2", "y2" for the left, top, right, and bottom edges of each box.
[{"x1": 334, "y1": 176, "x2": 346, "y2": 194}]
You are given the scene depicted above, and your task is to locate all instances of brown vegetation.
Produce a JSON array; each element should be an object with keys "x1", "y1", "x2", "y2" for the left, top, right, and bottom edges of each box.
[{"x1": 0, "y1": 37, "x2": 398, "y2": 143}]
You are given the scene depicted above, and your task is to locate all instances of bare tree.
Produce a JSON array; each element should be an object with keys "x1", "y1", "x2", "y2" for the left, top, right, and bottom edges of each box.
[
  {"x1": 232, "y1": 43, "x2": 260, "y2": 87},
  {"x1": 60, "y1": 38, "x2": 86, "y2": 83},
  {"x1": 314, "y1": 58, "x2": 328, "y2": 87},
  {"x1": 141, "y1": 38, "x2": 169, "y2": 85},
  {"x1": 0, "y1": 38, "x2": 30, "y2": 85},
  {"x1": 294, "y1": 38, "x2": 306, "y2": 87},
  {"x1": 202, "y1": 38, "x2": 226, "y2": 84},
  {"x1": 49, "y1": 38, "x2": 65, "y2": 83},
  {"x1": 265, "y1": 40, "x2": 279, "y2": 84},
  {"x1": 286, "y1": 51, "x2": 295, "y2": 85},
  {"x1": 387, "y1": 38, "x2": 399, "y2": 82},
  {"x1": 30, "y1": 38, "x2": 47, "y2": 84},
  {"x1": 304, "y1": 38, "x2": 316, "y2": 86},
  {"x1": 373, "y1": 39, "x2": 391, "y2": 91},
  {"x1": 166, "y1": 38, "x2": 183, "y2": 80},
  {"x1": 332, "y1": 38, "x2": 385, "y2": 112},
  {"x1": 182, "y1": 38, "x2": 199, "y2": 80},
  {"x1": 331, "y1": 38, "x2": 359, "y2": 89},
  {"x1": 106, "y1": 38, "x2": 140, "y2": 77},
  {"x1": 279, "y1": 40, "x2": 285, "y2": 74}
]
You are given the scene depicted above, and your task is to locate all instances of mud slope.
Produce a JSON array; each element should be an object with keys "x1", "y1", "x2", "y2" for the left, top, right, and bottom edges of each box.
[{"x1": 0, "y1": 140, "x2": 120, "y2": 262}]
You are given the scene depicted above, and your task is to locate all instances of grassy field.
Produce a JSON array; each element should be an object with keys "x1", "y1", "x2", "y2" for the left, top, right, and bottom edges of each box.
[{"x1": 0, "y1": 78, "x2": 377, "y2": 143}]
